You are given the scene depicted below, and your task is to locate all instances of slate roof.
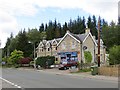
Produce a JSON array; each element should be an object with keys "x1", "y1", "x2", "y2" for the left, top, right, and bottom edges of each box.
[{"x1": 70, "y1": 32, "x2": 87, "y2": 42}]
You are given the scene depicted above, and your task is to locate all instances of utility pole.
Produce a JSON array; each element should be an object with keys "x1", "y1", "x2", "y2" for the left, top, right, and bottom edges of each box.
[
  {"x1": 98, "y1": 17, "x2": 101, "y2": 67},
  {"x1": 33, "y1": 43, "x2": 35, "y2": 58}
]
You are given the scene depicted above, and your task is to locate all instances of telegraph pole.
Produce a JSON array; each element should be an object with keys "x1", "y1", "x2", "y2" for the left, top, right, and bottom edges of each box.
[{"x1": 98, "y1": 17, "x2": 100, "y2": 67}]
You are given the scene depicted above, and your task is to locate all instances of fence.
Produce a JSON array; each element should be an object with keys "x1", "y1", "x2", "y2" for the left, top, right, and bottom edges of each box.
[{"x1": 98, "y1": 65, "x2": 119, "y2": 77}]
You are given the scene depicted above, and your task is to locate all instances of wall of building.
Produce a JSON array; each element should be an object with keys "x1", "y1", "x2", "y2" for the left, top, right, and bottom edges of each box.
[
  {"x1": 57, "y1": 35, "x2": 81, "y2": 62},
  {"x1": 82, "y1": 35, "x2": 95, "y2": 63},
  {"x1": 36, "y1": 44, "x2": 58, "y2": 57}
]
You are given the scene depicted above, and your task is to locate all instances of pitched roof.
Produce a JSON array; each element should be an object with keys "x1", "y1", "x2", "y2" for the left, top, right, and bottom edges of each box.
[
  {"x1": 71, "y1": 33, "x2": 87, "y2": 42},
  {"x1": 57, "y1": 30, "x2": 98, "y2": 46}
]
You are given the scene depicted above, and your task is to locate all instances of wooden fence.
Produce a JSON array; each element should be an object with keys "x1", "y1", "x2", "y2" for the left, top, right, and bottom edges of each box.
[{"x1": 98, "y1": 65, "x2": 119, "y2": 77}]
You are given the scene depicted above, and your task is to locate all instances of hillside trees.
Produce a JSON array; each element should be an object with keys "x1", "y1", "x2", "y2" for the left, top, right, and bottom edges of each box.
[
  {"x1": 3, "y1": 28, "x2": 45, "y2": 58},
  {"x1": 102, "y1": 22, "x2": 120, "y2": 50}
]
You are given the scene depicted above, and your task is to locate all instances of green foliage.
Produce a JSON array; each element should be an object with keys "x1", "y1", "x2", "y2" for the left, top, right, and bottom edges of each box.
[
  {"x1": 84, "y1": 51, "x2": 92, "y2": 63},
  {"x1": 87, "y1": 15, "x2": 98, "y2": 39},
  {"x1": 30, "y1": 61, "x2": 34, "y2": 66},
  {"x1": 16, "y1": 30, "x2": 32, "y2": 57},
  {"x1": 27, "y1": 28, "x2": 42, "y2": 43},
  {"x1": 36, "y1": 56, "x2": 55, "y2": 68},
  {"x1": 109, "y1": 45, "x2": 120, "y2": 65},
  {"x1": 3, "y1": 33, "x2": 13, "y2": 57},
  {"x1": 2, "y1": 57, "x2": 8, "y2": 63},
  {"x1": 9, "y1": 50, "x2": 24, "y2": 65},
  {"x1": 102, "y1": 24, "x2": 120, "y2": 51}
]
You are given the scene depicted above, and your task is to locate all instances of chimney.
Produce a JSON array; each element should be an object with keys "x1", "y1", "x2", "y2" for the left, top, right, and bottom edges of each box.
[
  {"x1": 85, "y1": 28, "x2": 90, "y2": 34},
  {"x1": 66, "y1": 30, "x2": 70, "y2": 33}
]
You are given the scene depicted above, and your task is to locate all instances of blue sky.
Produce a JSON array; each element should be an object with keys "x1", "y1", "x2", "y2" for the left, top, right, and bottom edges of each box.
[
  {"x1": 17, "y1": 7, "x2": 90, "y2": 30},
  {"x1": 0, "y1": 0, "x2": 119, "y2": 48}
]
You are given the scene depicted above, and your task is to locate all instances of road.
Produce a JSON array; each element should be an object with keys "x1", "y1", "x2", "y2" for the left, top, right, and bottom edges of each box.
[{"x1": 1, "y1": 68, "x2": 118, "y2": 88}]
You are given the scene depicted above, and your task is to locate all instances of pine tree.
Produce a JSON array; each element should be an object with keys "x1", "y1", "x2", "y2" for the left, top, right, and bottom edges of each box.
[
  {"x1": 44, "y1": 23, "x2": 48, "y2": 31},
  {"x1": 68, "y1": 19, "x2": 73, "y2": 32},
  {"x1": 81, "y1": 16, "x2": 86, "y2": 34},
  {"x1": 16, "y1": 29, "x2": 31, "y2": 57},
  {"x1": 4, "y1": 33, "x2": 13, "y2": 57},
  {"x1": 62, "y1": 22, "x2": 68, "y2": 36},
  {"x1": 46, "y1": 21, "x2": 53, "y2": 40},
  {"x1": 39, "y1": 23, "x2": 44, "y2": 32},
  {"x1": 92, "y1": 15, "x2": 98, "y2": 39}
]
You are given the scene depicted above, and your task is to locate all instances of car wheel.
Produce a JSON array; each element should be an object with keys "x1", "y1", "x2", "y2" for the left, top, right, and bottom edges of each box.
[
  {"x1": 64, "y1": 67, "x2": 67, "y2": 70},
  {"x1": 75, "y1": 65, "x2": 77, "y2": 68},
  {"x1": 59, "y1": 68, "x2": 61, "y2": 70}
]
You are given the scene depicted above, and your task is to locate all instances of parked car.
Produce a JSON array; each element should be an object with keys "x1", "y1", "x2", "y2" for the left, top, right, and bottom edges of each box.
[{"x1": 58, "y1": 60, "x2": 78, "y2": 70}]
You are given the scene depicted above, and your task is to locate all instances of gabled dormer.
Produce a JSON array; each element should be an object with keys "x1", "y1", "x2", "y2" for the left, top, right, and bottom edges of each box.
[
  {"x1": 46, "y1": 41, "x2": 51, "y2": 48},
  {"x1": 52, "y1": 39, "x2": 58, "y2": 46},
  {"x1": 38, "y1": 41, "x2": 44, "y2": 48}
]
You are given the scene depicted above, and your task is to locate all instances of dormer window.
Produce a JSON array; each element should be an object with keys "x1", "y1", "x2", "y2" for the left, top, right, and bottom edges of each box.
[{"x1": 39, "y1": 49, "x2": 41, "y2": 52}]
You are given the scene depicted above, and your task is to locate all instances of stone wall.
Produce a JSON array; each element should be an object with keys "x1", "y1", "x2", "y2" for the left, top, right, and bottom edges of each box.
[{"x1": 57, "y1": 34, "x2": 81, "y2": 62}]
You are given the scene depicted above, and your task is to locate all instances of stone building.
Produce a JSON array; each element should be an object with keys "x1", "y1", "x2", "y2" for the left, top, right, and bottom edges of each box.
[{"x1": 36, "y1": 28, "x2": 106, "y2": 64}]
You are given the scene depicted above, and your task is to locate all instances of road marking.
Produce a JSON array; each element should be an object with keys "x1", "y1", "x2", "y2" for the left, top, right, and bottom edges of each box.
[{"x1": 0, "y1": 77, "x2": 21, "y2": 88}]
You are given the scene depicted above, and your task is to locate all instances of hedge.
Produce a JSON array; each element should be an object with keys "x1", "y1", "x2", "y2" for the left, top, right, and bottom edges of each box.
[{"x1": 36, "y1": 56, "x2": 55, "y2": 68}]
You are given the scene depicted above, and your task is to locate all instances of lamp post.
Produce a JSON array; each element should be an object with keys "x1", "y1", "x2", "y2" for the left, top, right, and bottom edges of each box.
[
  {"x1": 28, "y1": 41, "x2": 36, "y2": 68},
  {"x1": 98, "y1": 17, "x2": 101, "y2": 67}
]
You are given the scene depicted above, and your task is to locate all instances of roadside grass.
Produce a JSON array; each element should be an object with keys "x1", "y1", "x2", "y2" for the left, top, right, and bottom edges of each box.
[
  {"x1": 71, "y1": 68, "x2": 91, "y2": 73},
  {"x1": 1, "y1": 64, "x2": 21, "y2": 68},
  {"x1": 2, "y1": 65, "x2": 13, "y2": 68}
]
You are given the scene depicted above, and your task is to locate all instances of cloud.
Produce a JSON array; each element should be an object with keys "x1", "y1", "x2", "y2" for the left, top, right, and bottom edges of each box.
[
  {"x1": 0, "y1": 0, "x2": 119, "y2": 48},
  {"x1": 35, "y1": 0, "x2": 118, "y2": 23},
  {"x1": 0, "y1": 10, "x2": 18, "y2": 48},
  {"x1": 80, "y1": 0, "x2": 118, "y2": 23},
  {"x1": 0, "y1": 0, "x2": 118, "y2": 21}
]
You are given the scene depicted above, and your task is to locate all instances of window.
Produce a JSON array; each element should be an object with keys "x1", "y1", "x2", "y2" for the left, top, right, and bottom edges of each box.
[
  {"x1": 42, "y1": 49, "x2": 43, "y2": 52},
  {"x1": 48, "y1": 48, "x2": 50, "y2": 51},
  {"x1": 62, "y1": 42, "x2": 66, "y2": 49},
  {"x1": 72, "y1": 41, "x2": 75, "y2": 49},
  {"x1": 56, "y1": 47, "x2": 57, "y2": 50},
  {"x1": 55, "y1": 58, "x2": 58, "y2": 61}
]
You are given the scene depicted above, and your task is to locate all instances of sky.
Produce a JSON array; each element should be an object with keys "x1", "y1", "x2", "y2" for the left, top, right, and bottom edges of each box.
[{"x1": 0, "y1": 0, "x2": 119, "y2": 48}]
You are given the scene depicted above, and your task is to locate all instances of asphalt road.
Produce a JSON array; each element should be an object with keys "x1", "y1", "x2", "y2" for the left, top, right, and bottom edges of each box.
[{"x1": 1, "y1": 68, "x2": 118, "y2": 88}]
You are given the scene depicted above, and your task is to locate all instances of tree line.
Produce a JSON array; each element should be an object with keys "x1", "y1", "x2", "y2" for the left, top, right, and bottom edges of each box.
[{"x1": 2, "y1": 15, "x2": 120, "y2": 65}]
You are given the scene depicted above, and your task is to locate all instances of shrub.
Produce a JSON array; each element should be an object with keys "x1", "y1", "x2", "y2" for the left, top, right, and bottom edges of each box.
[
  {"x1": 109, "y1": 45, "x2": 120, "y2": 65},
  {"x1": 9, "y1": 50, "x2": 24, "y2": 65},
  {"x1": 36, "y1": 56, "x2": 55, "y2": 68},
  {"x1": 18, "y1": 57, "x2": 33, "y2": 64},
  {"x1": 84, "y1": 51, "x2": 92, "y2": 63}
]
